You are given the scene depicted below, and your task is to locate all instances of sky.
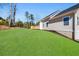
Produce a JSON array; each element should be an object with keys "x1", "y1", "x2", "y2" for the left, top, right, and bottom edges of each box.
[{"x1": 0, "y1": 3, "x2": 76, "y2": 23}]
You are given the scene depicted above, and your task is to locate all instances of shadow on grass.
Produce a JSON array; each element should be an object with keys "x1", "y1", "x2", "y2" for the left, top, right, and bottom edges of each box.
[{"x1": 44, "y1": 30, "x2": 79, "y2": 43}]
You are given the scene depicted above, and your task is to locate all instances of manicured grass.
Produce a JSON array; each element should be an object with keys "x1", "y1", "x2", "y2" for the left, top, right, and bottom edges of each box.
[{"x1": 0, "y1": 29, "x2": 79, "y2": 56}]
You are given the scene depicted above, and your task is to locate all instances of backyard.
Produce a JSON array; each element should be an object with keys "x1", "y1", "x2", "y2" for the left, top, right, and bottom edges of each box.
[{"x1": 0, "y1": 29, "x2": 79, "y2": 56}]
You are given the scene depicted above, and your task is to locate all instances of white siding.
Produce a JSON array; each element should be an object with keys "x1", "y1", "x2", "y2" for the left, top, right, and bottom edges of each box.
[
  {"x1": 43, "y1": 14, "x2": 73, "y2": 38},
  {"x1": 39, "y1": 21, "x2": 43, "y2": 30},
  {"x1": 74, "y1": 8, "x2": 79, "y2": 40},
  {"x1": 43, "y1": 16, "x2": 73, "y2": 32}
]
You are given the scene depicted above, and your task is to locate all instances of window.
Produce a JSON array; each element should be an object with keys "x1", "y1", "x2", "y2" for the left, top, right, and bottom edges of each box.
[
  {"x1": 77, "y1": 17, "x2": 79, "y2": 25},
  {"x1": 46, "y1": 22, "x2": 48, "y2": 27},
  {"x1": 63, "y1": 16, "x2": 69, "y2": 25}
]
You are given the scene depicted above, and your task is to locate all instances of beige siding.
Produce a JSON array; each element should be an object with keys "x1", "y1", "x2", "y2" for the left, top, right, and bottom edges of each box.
[{"x1": 43, "y1": 13, "x2": 74, "y2": 39}]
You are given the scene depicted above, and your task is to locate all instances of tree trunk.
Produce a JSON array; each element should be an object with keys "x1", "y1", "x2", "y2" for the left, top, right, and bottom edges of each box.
[
  {"x1": 13, "y1": 3, "x2": 16, "y2": 26},
  {"x1": 9, "y1": 3, "x2": 12, "y2": 27}
]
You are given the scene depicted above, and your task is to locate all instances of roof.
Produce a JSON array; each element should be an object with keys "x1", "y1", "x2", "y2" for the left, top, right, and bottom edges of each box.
[
  {"x1": 55, "y1": 3, "x2": 79, "y2": 16},
  {"x1": 41, "y1": 3, "x2": 79, "y2": 22},
  {"x1": 41, "y1": 10, "x2": 60, "y2": 22}
]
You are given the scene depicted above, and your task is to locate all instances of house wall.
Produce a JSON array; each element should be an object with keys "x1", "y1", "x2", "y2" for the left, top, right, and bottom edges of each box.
[
  {"x1": 74, "y1": 8, "x2": 79, "y2": 41},
  {"x1": 43, "y1": 13, "x2": 74, "y2": 39},
  {"x1": 39, "y1": 21, "x2": 44, "y2": 30}
]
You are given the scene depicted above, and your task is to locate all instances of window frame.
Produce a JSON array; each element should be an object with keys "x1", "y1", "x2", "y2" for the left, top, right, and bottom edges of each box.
[
  {"x1": 63, "y1": 16, "x2": 70, "y2": 26},
  {"x1": 46, "y1": 22, "x2": 48, "y2": 27}
]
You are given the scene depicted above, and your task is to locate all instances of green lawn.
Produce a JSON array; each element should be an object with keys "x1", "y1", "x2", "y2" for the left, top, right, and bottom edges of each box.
[{"x1": 0, "y1": 29, "x2": 79, "y2": 56}]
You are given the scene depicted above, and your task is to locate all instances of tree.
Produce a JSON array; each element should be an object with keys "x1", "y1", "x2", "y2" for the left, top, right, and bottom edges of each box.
[
  {"x1": 13, "y1": 3, "x2": 16, "y2": 26},
  {"x1": 0, "y1": 17, "x2": 9, "y2": 26},
  {"x1": 0, "y1": 3, "x2": 10, "y2": 26},
  {"x1": 23, "y1": 22, "x2": 31, "y2": 28},
  {"x1": 25, "y1": 11, "x2": 35, "y2": 28},
  {"x1": 29, "y1": 14, "x2": 35, "y2": 26},
  {"x1": 36, "y1": 21, "x2": 40, "y2": 25},
  {"x1": 0, "y1": 17, "x2": 4, "y2": 20},
  {"x1": 25, "y1": 11, "x2": 29, "y2": 22},
  {"x1": 25, "y1": 11, "x2": 30, "y2": 28},
  {"x1": 15, "y1": 21, "x2": 23, "y2": 27},
  {"x1": 9, "y1": 3, "x2": 16, "y2": 27},
  {"x1": 9, "y1": 3, "x2": 12, "y2": 27}
]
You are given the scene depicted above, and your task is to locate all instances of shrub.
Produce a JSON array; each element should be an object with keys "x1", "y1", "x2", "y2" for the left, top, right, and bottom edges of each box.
[
  {"x1": 0, "y1": 20, "x2": 9, "y2": 26},
  {"x1": 15, "y1": 21, "x2": 24, "y2": 27},
  {"x1": 23, "y1": 22, "x2": 31, "y2": 29},
  {"x1": 0, "y1": 20, "x2": 5, "y2": 25}
]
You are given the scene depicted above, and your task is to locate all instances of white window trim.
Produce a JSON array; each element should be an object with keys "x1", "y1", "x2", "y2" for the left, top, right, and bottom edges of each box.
[{"x1": 63, "y1": 16, "x2": 70, "y2": 26}]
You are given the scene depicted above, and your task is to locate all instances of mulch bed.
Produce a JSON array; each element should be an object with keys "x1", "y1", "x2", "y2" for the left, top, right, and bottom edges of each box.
[
  {"x1": 0, "y1": 25, "x2": 10, "y2": 30},
  {"x1": 0, "y1": 25, "x2": 25, "y2": 30}
]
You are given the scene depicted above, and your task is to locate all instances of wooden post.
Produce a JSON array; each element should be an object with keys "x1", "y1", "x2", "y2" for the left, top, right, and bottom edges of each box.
[{"x1": 72, "y1": 13, "x2": 75, "y2": 40}]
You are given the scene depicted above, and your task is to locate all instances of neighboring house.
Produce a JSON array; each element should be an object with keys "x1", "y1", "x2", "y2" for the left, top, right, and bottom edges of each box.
[{"x1": 39, "y1": 4, "x2": 79, "y2": 41}]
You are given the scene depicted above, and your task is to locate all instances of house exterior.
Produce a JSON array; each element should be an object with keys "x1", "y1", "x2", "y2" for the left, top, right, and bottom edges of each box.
[{"x1": 39, "y1": 4, "x2": 79, "y2": 41}]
